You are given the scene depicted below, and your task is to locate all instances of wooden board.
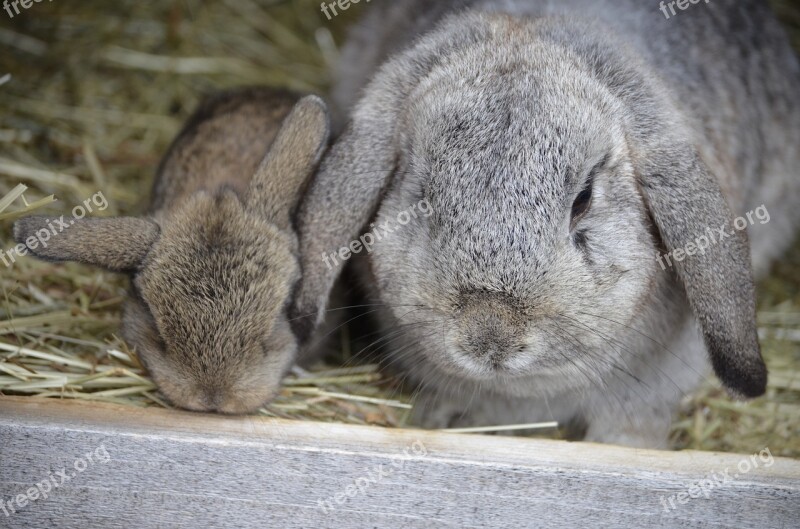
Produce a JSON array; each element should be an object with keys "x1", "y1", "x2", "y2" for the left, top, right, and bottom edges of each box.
[{"x1": 0, "y1": 396, "x2": 798, "y2": 528}]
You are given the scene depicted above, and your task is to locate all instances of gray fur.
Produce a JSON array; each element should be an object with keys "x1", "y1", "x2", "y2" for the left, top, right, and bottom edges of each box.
[
  {"x1": 294, "y1": 0, "x2": 800, "y2": 446},
  {"x1": 14, "y1": 87, "x2": 330, "y2": 413}
]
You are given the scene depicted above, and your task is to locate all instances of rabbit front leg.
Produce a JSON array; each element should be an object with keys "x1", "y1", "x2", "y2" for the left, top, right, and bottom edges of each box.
[
  {"x1": 411, "y1": 388, "x2": 577, "y2": 434},
  {"x1": 411, "y1": 391, "x2": 475, "y2": 430},
  {"x1": 412, "y1": 383, "x2": 673, "y2": 445},
  {"x1": 581, "y1": 397, "x2": 674, "y2": 449}
]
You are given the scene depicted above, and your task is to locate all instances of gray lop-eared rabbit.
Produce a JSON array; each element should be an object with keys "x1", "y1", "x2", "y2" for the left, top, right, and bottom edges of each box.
[
  {"x1": 293, "y1": 0, "x2": 800, "y2": 446},
  {"x1": 15, "y1": 87, "x2": 330, "y2": 413}
]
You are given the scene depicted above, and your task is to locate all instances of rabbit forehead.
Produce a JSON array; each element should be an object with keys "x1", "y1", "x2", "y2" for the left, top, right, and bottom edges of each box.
[
  {"x1": 402, "y1": 84, "x2": 622, "y2": 271},
  {"x1": 404, "y1": 35, "x2": 624, "y2": 187},
  {"x1": 123, "y1": 294, "x2": 293, "y2": 412},
  {"x1": 136, "y1": 193, "x2": 297, "y2": 356}
]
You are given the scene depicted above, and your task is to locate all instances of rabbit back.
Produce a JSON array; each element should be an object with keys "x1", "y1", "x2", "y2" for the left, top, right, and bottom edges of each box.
[{"x1": 150, "y1": 87, "x2": 298, "y2": 213}]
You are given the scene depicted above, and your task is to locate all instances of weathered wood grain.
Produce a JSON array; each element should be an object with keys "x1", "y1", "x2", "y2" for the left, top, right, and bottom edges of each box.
[{"x1": 0, "y1": 396, "x2": 797, "y2": 528}]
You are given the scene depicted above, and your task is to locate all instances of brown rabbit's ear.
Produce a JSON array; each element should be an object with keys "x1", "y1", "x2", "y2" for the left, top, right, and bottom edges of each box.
[
  {"x1": 13, "y1": 216, "x2": 160, "y2": 273},
  {"x1": 247, "y1": 95, "x2": 330, "y2": 229},
  {"x1": 638, "y1": 144, "x2": 767, "y2": 398}
]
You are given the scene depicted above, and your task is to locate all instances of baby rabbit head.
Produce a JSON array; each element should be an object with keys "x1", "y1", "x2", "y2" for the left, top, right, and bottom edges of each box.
[
  {"x1": 15, "y1": 96, "x2": 330, "y2": 413},
  {"x1": 302, "y1": 15, "x2": 765, "y2": 397}
]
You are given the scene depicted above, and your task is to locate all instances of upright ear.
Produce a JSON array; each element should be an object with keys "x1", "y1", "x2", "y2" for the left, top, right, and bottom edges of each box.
[
  {"x1": 247, "y1": 95, "x2": 330, "y2": 229},
  {"x1": 638, "y1": 143, "x2": 767, "y2": 398},
  {"x1": 13, "y1": 216, "x2": 160, "y2": 273}
]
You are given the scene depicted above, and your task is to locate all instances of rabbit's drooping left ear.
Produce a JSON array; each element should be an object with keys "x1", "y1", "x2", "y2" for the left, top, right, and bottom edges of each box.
[
  {"x1": 248, "y1": 95, "x2": 330, "y2": 229},
  {"x1": 636, "y1": 140, "x2": 766, "y2": 397},
  {"x1": 580, "y1": 34, "x2": 768, "y2": 398},
  {"x1": 13, "y1": 216, "x2": 160, "y2": 272}
]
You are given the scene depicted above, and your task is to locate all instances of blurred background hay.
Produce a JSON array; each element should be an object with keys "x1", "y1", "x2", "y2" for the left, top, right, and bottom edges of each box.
[{"x1": 0, "y1": 0, "x2": 797, "y2": 456}]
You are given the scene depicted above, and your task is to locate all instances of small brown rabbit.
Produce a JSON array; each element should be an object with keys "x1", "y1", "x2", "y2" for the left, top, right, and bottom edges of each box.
[{"x1": 14, "y1": 87, "x2": 330, "y2": 413}]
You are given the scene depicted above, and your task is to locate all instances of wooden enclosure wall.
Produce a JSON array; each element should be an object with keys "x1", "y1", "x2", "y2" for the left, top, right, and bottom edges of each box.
[{"x1": 0, "y1": 397, "x2": 798, "y2": 528}]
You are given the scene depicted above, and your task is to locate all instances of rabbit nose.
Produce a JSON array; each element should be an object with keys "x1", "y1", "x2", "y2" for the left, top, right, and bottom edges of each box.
[
  {"x1": 198, "y1": 389, "x2": 224, "y2": 411},
  {"x1": 463, "y1": 324, "x2": 517, "y2": 366},
  {"x1": 194, "y1": 387, "x2": 272, "y2": 414},
  {"x1": 458, "y1": 292, "x2": 525, "y2": 365},
  {"x1": 194, "y1": 390, "x2": 243, "y2": 414}
]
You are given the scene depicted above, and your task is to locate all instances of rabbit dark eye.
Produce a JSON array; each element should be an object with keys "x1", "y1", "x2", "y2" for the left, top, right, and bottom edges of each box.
[
  {"x1": 570, "y1": 155, "x2": 607, "y2": 231},
  {"x1": 570, "y1": 181, "x2": 593, "y2": 230}
]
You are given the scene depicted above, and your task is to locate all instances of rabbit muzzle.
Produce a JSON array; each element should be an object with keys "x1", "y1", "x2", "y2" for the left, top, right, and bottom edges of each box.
[{"x1": 455, "y1": 292, "x2": 528, "y2": 372}]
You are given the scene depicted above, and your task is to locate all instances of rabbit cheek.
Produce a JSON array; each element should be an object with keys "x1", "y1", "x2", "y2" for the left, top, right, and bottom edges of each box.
[
  {"x1": 121, "y1": 309, "x2": 202, "y2": 410},
  {"x1": 121, "y1": 296, "x2": 168, "y2": 378}
]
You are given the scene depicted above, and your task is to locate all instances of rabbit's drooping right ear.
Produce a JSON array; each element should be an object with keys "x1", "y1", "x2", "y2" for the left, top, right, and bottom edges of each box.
[
  {"x1": 291, "y1": 16, "x2": 492, "y2": 338},
  {"x1": 15, "y1": 88, "x2": 330, "y2": 414},
  {"x1": 562, "y1": 27, "x2": 768, "y2": 397}
]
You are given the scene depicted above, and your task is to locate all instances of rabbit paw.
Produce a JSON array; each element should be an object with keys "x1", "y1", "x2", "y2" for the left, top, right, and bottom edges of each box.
[{"x1": 411, "y1": 394, "x2": 480, "y2": 430}]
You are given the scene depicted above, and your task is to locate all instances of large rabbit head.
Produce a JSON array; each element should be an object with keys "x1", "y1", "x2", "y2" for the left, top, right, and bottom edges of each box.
[
  {"x1": 294, "y1": 14, "x2": 766, "y2": 398},
  {"x1": 15, "y1": 95, "x2": 330, "y2": 413}
]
